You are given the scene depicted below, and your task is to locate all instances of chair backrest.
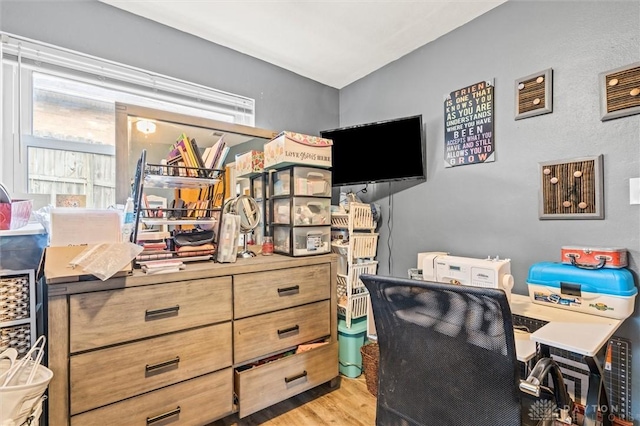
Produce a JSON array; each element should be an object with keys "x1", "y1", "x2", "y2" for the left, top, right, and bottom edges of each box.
[{"x1": 361, "y1": 274, "x2": 522, "y2": 426}]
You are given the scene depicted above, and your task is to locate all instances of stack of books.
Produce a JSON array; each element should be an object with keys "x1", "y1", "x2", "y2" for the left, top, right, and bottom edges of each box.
[
  {"x1": 136, "y1": 231, "x2": 172, "y2": 261},
  {"x1": 166, "y1": 133, "x2": 230, "y2": 177}
]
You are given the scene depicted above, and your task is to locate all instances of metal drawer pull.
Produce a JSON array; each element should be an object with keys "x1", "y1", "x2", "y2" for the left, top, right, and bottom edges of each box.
[
  {"x1": 277, "y1": 285, "x2": 300, "y2": 296},
  {"x1": 145, "y1": 356, "x2": 180, "y2": 373},
  {"x1": 277, "y1": 325, "x2": 299, "y2": 337},
  {"x1": 146, "y1": 406, "x2": 181, "y2": 424},
  {"x1": 145, "y1": 305, "x2": 180, "y2": 318},
  {"x1": 285, "y1": 370, "x2": 308, "y2": 384}
]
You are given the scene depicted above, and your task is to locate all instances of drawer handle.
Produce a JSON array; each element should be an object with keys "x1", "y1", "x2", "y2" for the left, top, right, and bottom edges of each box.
[
  {"x1": 146, "y1": 406, "x2": 181, "y2": 425},
  {"x1": 284, "y1": 370, "x2": 308, "y2": 384},
  {"x1": 277, "y1": 325, "x2": 300, "y2": 337},
  {"x1": 145, "y1": 305, "x2": 180, "y2": 318},
  {"x1": 145, "y1": 356, "x2": 180, "y2": 373},
  {"x1": 277, "y1": 285, "x2": 300, "y2": 296}
]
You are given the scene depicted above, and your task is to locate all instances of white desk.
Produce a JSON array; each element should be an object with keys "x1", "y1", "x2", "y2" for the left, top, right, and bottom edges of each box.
[
  {"x1": 510, "y1": 294, "x2": 622, "y2": 357},
  {"x1": 509, "y1": 293, "x2": 623, "y2": 426},
  {"x1": 514, "y1": 330, "x2": 537, "y2": 362}
]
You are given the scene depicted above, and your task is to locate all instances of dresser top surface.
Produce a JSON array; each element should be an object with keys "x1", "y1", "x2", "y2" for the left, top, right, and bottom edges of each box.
[{"x1": 46, "y1": 252, "x2": 337, "y2": 296}]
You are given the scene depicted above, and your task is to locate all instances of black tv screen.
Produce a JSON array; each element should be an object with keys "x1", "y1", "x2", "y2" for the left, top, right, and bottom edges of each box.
[{"x1": 321, "y1": 115, "x2": 425, "y2": 187}]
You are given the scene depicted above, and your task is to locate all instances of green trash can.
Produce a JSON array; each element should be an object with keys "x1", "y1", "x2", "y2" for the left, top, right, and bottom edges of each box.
[{"x1": 338, "y1": 316, "x2": 368, "y2": 378}]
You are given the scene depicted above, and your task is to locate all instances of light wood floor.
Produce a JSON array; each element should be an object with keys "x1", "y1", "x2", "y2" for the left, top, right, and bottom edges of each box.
[{"x1": 210, "y1": 374, "x2": 377, "y2": 426}]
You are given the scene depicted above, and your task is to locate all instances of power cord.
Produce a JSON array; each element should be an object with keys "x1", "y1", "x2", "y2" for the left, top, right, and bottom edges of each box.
[{"x1": 387, "y1": 182, "x2": 393, "y2": 275}]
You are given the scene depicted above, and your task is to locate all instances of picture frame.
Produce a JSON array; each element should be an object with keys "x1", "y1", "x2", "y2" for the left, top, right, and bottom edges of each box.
[
  {"x1": 599, "y1": 62, "x2": 640, "y2": 121},
  {"x1": 539, "y1": 155, "x2": 603, "y2": 220},
  {"x1": 515, "y1": 68, "x2": 553, "y2": 120}
]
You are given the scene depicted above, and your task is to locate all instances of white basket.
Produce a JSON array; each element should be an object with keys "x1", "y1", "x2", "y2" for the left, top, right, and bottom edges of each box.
[
  {"x1": 331, "y1": 204, "x2": 375, "y2": 230},
  {"x1": 331, "y1": 213, "x2": 349, "y2": 228},
  {"x1": 349, "y1": 203, "x2": 375, "y2": 230},
  {"x1": 348, "y1": 261, "x2": 378, "y2": 291},
  {"x1": 351, "y1": 233, "x2": 379, "y2": 259},
  {"x1": 337, "y1": 293, "x2": 369, "y2": 325},
  {"x1": 0, "y1": 360, "x2": 53, "y2": 426}
]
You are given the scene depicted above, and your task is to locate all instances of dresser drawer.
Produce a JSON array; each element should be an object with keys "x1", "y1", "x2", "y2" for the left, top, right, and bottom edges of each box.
[
  {"x1": 70, "y1": 323, "x2": 232, "y2": 415},
  {"x1": 234, "y1": 300, "x2": 330, "y2": 364},
  {"x1": 69, "y1": 277, "x2": 232, "y2": 352},
  {"x1": 71, "y1": 368, "x2": 233, "y2": 426},
  {"x1": 234, "y1": 264, "x2": 331, "y2": 319},
  {"x1": 235, "y1": 341, "x2": 338, "y2": 418}
]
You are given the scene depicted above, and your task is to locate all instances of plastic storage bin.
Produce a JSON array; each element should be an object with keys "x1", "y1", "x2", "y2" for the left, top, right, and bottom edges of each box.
[
  {"x1": 338, "y1": 316, "x2": 368, "y2": 378},
  {"x1": 272, "y1": 197, "x2": 331, "y2": 226},
  {"x1": 272, "y1": 166, "x2": 332, "y2": 197},
  {"x1": 527, "y1": 261, "x2": 637, "y2": 319},
  {"x1": 272, "y1": 225, "x2": 331, "y2": 256}
]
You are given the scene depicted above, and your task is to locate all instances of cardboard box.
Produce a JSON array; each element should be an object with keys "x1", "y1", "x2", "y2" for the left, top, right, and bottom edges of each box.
[
  {"x1": 235, "y1": 150, "x2": 264, "y2": 177},
  {"x1": 0, "y1": 200, "x2": 33, "y2": 230},
  {"x1": 40, "y1": 245, "x2": 132, "y2": 284},
  {"x1": 264, "y1": 131, "x2": 332, "y2": 169},
  {"x1": 50, "y1": 208, "x2": 121, "y2": 246}
]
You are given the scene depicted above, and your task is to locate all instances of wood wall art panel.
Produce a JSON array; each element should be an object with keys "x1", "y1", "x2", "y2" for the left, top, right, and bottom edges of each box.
[
  {"x1": 515, "y1": 68, "x2": 552, "y2": 120},
  {"x1": 539, "y1": 155, "x2": 603, "y2": 220},
  {"x1": 600, "y1": 62, "x2": 640, "y2": 121}
]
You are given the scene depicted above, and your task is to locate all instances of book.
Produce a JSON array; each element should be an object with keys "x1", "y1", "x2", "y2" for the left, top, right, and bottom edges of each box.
[
  {"x1": 211, "y1": 180, "x2": 226, "y2": 208},
  {"x1": 206, "y1": 135, "x2": 226, "y2": 169},
  {"x1": 177, "y1": 133, "x2": 197, "y2": 176},
  {"x1": 201, "y1": 146, "x2": 213, "y2": 169},
  {"x1": 176, "y1": 145, "x2": 193, "y2": 177},
  {"x1": 136, "y1": 231, "x2": 171, "y2": 241},
  {"x1": 189, "y1": 138, "x2": 207, "y2": 176},
  {"x1": 214, "y1": 146, "x2": 230, "y2": 172}
]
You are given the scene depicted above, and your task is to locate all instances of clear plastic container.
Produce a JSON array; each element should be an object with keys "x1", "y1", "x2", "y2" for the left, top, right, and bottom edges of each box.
[
  {"x1": 272, "y1": 197, "x2": 331, "y2": 226},
  {"x1": 272, "y1": 166, "x2": 331, "y2": 197},
  {"x1": 273, "y1": 225, "x2": 331, "y2": 256}
]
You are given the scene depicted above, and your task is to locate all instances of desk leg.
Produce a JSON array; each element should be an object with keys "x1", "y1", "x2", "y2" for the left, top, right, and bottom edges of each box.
[{"x1": 583, "y1": 352, "x2": 612, "y2": 426}]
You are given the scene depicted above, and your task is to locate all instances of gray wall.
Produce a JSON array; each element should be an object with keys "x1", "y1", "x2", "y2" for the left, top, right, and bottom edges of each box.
[
  {"x1": 341, "y1": 0, "x2": 640, "y2": 420},
  {"x1": 0, "y1": 0, "x2": 339, "y2": 136}
]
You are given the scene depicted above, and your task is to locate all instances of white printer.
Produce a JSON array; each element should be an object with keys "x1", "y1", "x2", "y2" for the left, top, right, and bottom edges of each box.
[{"x1": 418, "y1": 252, "x2": 514, "y2": 301}]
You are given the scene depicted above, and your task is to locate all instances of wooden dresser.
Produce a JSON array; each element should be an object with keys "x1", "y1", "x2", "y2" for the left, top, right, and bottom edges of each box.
[{"x1": 46, "y1": 254, "x2": 338, "y2": 425}]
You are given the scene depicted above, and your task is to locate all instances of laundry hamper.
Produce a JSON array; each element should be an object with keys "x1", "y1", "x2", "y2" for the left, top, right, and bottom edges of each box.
[
  {"x1": 0, "y1": 358, "x2": 53, "y2": 426},
  {"x1": 360, "y1": 342, "x2": 379, "y2": 397}
]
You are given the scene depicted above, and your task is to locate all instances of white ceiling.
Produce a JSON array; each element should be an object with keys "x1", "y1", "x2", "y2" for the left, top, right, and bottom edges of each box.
[{"x1": 99, "y1": 0, "x2": 507, "y2": 89}]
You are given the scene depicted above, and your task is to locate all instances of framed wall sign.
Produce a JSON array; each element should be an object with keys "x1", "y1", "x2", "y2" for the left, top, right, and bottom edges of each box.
[{"x1": 444, "y1": 79, "x2": 494, "y2": 168}]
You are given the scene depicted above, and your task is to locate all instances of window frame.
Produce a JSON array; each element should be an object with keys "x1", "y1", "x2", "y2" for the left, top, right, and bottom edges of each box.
[{"x1": 1, "y1": 31, "x2": 257, "y2": 208}]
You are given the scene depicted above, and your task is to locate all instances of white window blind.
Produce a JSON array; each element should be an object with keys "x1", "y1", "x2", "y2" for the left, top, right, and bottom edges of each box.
[{"x1": 0, "y1": 32, "x2": 255, "y2": 125}]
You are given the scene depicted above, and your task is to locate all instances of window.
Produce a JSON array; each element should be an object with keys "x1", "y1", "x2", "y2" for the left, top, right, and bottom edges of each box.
[{"x1": 1, "y1": 32, "x2": 255, "y2": 209}]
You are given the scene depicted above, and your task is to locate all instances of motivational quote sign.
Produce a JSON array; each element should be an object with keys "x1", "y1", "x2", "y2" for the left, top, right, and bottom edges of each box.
[{"x1": 444, "y1": 80, "x2": 494, "y2": 168}]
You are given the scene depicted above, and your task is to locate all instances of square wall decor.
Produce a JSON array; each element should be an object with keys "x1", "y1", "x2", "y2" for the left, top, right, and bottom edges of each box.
[
  {"x1": 515, "y1": 68, "x2": 552, "y2": 120},
  {"x1": 600, "y1": 62, "x2": 640, "y2": 121},
  {"x1": 539, "y1": 155, "x2": 603, "y2": 220}
]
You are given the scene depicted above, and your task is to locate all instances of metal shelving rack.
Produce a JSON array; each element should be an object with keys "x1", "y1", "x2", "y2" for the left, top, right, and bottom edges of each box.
[{"x1": 130, "y1": 149, "x2": 225, "y2": 264}]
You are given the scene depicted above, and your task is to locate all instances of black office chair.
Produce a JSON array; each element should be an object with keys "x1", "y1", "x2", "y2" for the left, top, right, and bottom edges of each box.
[{"x1": 361, "y1": 274, "x2": 574, "y2": 426}]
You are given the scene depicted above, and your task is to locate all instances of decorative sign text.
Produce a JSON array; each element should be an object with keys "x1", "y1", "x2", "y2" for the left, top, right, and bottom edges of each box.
[{"x1": 444, "y1": 80, "x2": 495, "y2": 168}]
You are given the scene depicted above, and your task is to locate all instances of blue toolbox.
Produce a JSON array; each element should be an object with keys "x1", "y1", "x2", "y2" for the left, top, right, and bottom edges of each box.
[{"x1": 527, "y1": 262, "x2": 637, "y2": 319}]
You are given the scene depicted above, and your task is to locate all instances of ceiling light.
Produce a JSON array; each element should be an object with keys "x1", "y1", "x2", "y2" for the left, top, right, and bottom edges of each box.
[{"x1": 136, "y1": 119, "x2": 156, "y2": 135}]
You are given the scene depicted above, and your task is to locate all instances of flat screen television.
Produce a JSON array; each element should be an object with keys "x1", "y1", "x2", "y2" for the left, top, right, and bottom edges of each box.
[{"x1": 320, "y1": 114, "x2": 425, "y2": 187}]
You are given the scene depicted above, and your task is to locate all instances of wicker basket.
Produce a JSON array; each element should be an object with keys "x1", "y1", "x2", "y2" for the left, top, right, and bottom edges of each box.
[{"x1": 360, "y1": 342, "x2": 379, "y2": 397}]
